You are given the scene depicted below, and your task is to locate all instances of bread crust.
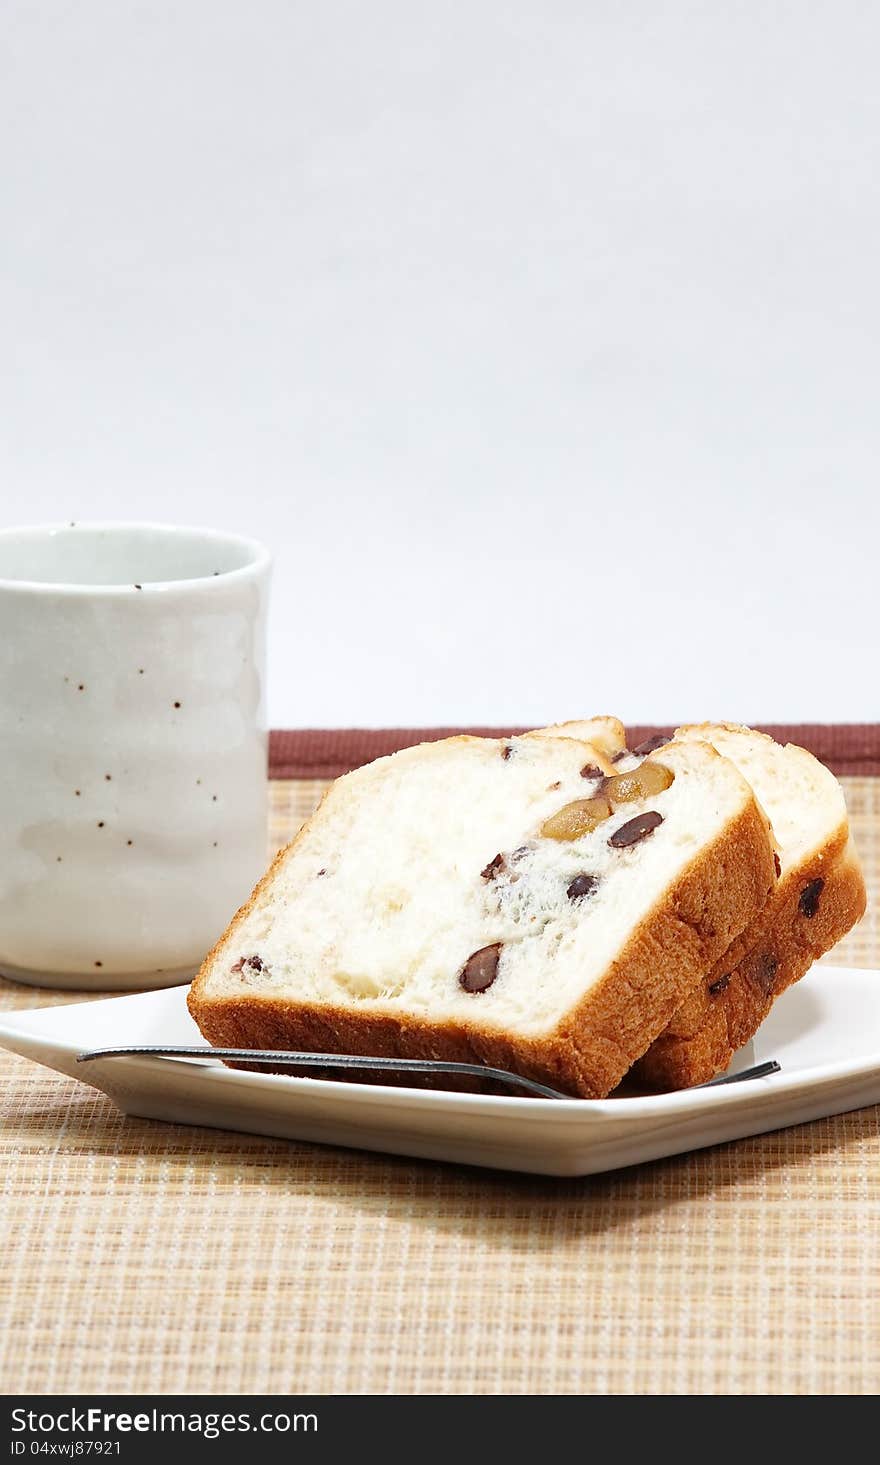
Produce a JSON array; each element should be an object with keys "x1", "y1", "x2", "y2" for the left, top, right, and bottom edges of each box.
[
  {"x1": 187, "y1": 782, "x2": 776, "y2": 1100},
  {"x1": 632, "y1": 839, "x2": 867, "y2": 1090}
]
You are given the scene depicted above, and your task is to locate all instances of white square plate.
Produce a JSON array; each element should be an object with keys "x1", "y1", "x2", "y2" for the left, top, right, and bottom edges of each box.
[{"x1": 1, "y1": 965, "x2": 878, "y2": 1176}]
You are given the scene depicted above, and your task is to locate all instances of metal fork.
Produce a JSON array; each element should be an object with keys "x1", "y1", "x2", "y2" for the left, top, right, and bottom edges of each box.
[{"x1": 76, "y1": 1046, "x2": 781, "y2": 1099}]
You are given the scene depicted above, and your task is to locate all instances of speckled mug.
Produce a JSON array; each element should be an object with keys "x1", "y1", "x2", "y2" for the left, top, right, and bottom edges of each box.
[{"x1": 0, "y1": 522, "x2": 271, "y2": 989}]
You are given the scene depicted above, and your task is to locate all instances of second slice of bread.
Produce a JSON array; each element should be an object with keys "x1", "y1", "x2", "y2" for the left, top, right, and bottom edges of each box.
[
  {"x1": 531, "y1": 718, "x2": 867, "y2": 1088},
  {"x1": 632, "y1": 724, "x2": 866, "y2": 1087},
  {"x1": 188, "y1": 730, "x2": 776, "y2": 1097}
]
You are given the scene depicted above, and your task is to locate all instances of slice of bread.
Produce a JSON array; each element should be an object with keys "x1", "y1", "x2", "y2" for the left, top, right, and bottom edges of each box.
[
  {"x1": 527, "y1": 717, "x2": 866, "y2": 1086},
  {"x1": 188, "y1": 730, "x2": 776, "y2": 1098},
  {"x1": 631, "y1": 724, "x2": 867, "y2": 1088}
]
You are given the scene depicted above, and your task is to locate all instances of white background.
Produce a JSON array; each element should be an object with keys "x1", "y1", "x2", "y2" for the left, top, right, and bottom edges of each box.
[{"x1": 2, "y1": 2, "x2": 877, "y2": 729}]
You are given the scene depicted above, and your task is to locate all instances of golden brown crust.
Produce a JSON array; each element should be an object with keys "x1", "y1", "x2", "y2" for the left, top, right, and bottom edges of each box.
[
  {"x1": 188, "y1": 791, "x2": 776, "y2": 1100},
  {"x1": 632, "y1": 840, "x2": 867, "y2": 1090}
]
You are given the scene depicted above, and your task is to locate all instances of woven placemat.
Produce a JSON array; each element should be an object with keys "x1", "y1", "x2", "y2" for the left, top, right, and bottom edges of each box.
[{"x1": 1, "y1": 748, "x2": 879, "y2": 1395}]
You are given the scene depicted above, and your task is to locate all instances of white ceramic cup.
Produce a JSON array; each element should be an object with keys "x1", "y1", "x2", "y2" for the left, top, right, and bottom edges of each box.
[{"x1": 0, "y1": 522, "x2": 271, "y2": 990}]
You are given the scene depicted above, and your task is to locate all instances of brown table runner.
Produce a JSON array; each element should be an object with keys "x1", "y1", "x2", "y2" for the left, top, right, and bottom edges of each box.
[
  {"x1": 269, "y1": 723, "x2": 880, "y2": 779},
  {"x1": 1, "y1": 727, "x2": 879, "y2": 1395}
]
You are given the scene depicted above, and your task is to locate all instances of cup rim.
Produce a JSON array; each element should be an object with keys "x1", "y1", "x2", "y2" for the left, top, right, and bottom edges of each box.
[{"x1": 0, "y1": 520, "x2": 272, "y2": 594}]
